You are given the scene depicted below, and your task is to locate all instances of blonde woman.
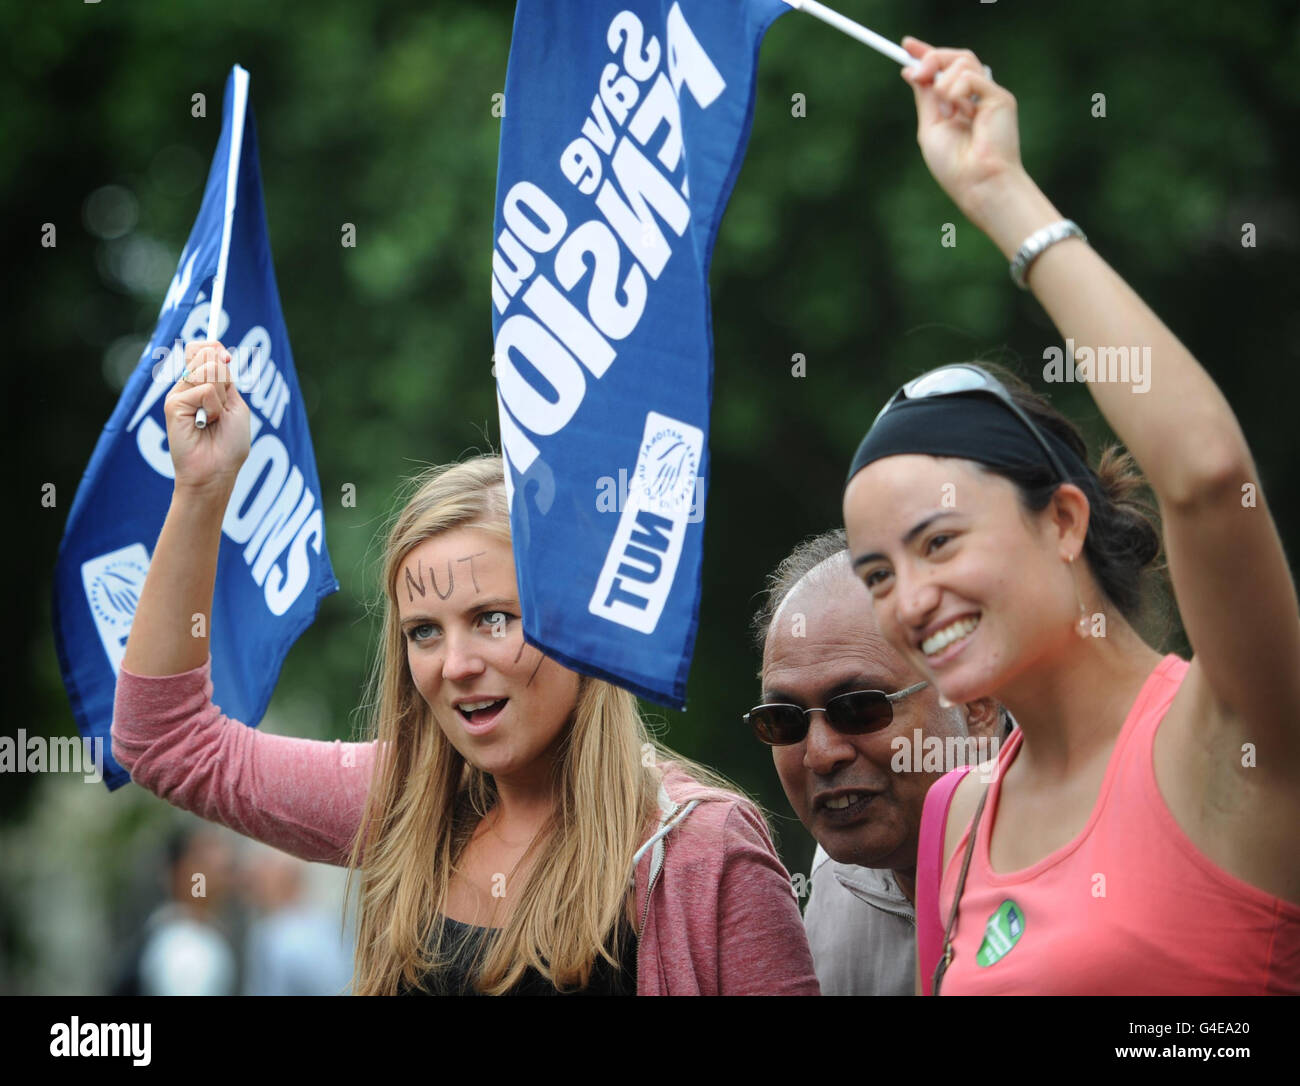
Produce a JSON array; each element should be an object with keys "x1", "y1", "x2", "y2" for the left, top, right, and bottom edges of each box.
[{"x1": 112, "y1": 341, "x2": 819, "y2": 996}]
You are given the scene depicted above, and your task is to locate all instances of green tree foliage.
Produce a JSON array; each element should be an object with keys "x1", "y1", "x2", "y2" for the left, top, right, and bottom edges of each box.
[{"x1": 3, "y1": 0, "x2": 1297, "y2": 990}]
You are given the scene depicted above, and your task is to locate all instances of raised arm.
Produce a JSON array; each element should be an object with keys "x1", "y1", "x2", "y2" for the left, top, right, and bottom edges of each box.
[
  {"x1": 900, "y1": 38, "x2": 1300, "y2": 756},
  {"x1": 113, "y1": 658, "x2": 375, "y2": 865},
  {"x1": 122, "y1": 340, "x2": 247, "y2": 678},
  {"x1": 114, "y1": 341, "x2": 373, "y2": 864}
]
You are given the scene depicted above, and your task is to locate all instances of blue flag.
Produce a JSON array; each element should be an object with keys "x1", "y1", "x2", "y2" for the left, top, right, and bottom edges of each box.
[
  {"x1": 491, "y1": 0, "x2": 789, "y2": 708},
  {"x1": 53, "y1": 66, "x2": 338, "y2": 790}
]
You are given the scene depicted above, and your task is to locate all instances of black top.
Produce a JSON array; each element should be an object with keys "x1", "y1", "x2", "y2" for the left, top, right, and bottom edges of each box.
[{"x1": 398, "y1": 915, "x2": 638, "y2": 996}]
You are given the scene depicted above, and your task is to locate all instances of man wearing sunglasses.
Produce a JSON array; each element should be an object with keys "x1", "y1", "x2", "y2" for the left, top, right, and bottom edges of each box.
[{"x1": 750, "y1": 528, "x2": 1007, "y2": 996}]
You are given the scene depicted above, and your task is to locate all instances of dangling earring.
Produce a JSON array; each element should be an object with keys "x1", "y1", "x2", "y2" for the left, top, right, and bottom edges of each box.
[{"x1": 1067, "y1": 553, "x2": 1091, "y2": 639}]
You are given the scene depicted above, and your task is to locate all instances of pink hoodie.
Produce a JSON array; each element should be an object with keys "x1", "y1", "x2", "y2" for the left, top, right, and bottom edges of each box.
[{"x1": 111, "y1": 659, "x2": 820, "y2": 996}]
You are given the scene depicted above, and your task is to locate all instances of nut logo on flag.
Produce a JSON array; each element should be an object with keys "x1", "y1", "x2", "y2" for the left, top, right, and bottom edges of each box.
[{"x1": 591, "y1": 411, "x2": 704, "y2": 634}]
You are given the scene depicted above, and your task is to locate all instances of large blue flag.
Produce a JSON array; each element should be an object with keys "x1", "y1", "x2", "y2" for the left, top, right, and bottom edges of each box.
[
  {"x1": 491, "y1": 0, "x2": 789, "y2": 708},
  {"x1": 53, "y1": 66, "x2": 338, "y2": 790}
]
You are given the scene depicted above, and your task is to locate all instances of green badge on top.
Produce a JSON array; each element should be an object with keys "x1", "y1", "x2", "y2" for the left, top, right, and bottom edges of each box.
[{"x1": 976, "y1": 900, "x2": 1025, "y2": 967}]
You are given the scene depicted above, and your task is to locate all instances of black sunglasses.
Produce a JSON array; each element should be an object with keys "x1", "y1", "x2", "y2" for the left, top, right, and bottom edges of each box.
[
  {"x1": 744, "y1": 681, "x2": 929, "y2": 746},
  {"x1": 871, "y1": 363, "x2": 1071, "y2": 483}
]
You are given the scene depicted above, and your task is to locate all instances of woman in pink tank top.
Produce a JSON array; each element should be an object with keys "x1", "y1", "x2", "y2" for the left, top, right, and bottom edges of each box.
[{"x1": 840, "y1": 37, "x2": 1300, "y2": 994}]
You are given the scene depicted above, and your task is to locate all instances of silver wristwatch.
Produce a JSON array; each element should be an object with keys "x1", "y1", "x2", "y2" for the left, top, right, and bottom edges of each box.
[{"x1": 1009, "y1": 219, "x2": 1086, "y2": 289}]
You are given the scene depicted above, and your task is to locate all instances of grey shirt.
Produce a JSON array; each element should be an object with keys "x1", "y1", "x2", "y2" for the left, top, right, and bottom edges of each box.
[{"x1": 803, "y1": 844, "x2": 916, "y2": 996}]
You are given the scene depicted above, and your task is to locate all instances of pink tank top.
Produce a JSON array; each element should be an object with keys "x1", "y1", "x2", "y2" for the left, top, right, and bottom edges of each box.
[{"x1": 939, "y1": 654, "x2": 1300, "y2": 994}]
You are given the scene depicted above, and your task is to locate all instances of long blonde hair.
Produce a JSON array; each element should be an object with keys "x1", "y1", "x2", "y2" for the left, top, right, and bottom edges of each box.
[{"x1": 344, "y1": 453, "x2": 741, "y2": 995}]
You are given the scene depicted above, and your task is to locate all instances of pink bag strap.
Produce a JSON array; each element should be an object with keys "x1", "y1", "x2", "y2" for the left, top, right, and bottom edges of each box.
[{"x1": 916, "y1": 766, "x2": 970, "y2": 996}]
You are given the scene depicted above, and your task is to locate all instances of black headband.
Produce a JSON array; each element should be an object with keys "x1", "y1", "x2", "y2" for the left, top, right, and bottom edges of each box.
[{"x1": 845, "y1": 394, "x2": 1091, "y2": 489}]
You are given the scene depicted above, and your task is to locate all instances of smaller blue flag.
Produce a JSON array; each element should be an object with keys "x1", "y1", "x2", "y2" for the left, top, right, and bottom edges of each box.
[
  {"x1": 490, "y1": 0, "x2": 790, "y2": 709},
  {"x1": 53, "y1": 66, "x2": 338, "y2": 790}
]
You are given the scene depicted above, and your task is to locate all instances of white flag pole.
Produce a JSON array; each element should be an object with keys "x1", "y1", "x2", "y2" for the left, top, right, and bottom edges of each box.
[
  {"x1": 781, "y1": 1, "x2": 917, "y2": 67},
  {"x1": 196, "y1": 64, "x2": 250, "y2": 430}
]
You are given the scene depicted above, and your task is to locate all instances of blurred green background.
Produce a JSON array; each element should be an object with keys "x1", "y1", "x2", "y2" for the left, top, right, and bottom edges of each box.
[{"x1": 4, "y1": 0, "x2": 1298, "y2": 993}]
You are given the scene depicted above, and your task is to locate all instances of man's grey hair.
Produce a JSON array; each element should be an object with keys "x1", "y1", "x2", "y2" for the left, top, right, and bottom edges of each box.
[{"x1": 751, "y1": 527, "x2": 852, "y2": 657}]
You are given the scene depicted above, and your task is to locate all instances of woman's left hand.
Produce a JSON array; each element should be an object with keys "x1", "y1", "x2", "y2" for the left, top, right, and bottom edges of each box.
[{"x1": 901, "y1": 36, "x2": 1026, "y2": 233}]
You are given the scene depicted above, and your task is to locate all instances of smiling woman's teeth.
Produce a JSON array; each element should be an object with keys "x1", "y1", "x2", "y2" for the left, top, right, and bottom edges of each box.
[
  {"x1": 460, "y1": 700, "x2": 499, "y2": 713},
  {"x1": 922, "y1": 616, "x2": 979, "y2": 656}
]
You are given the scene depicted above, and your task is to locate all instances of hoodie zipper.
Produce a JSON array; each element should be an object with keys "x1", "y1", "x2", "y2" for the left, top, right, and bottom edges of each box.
[
  {"x1": 639, "y1": 838, "x2": 665, "y2": 938},
  {"x1": 635, "y1": 799, "x2": 698, "y2": 938}
]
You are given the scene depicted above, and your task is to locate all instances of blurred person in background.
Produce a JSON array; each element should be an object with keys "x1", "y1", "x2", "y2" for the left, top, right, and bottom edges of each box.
[
  {"x1": 123, "y1": 824, "x2": 239, "y2": 996},
  {"x1": 241, "y1": 842, "x2": 354, "y2": 995}
]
